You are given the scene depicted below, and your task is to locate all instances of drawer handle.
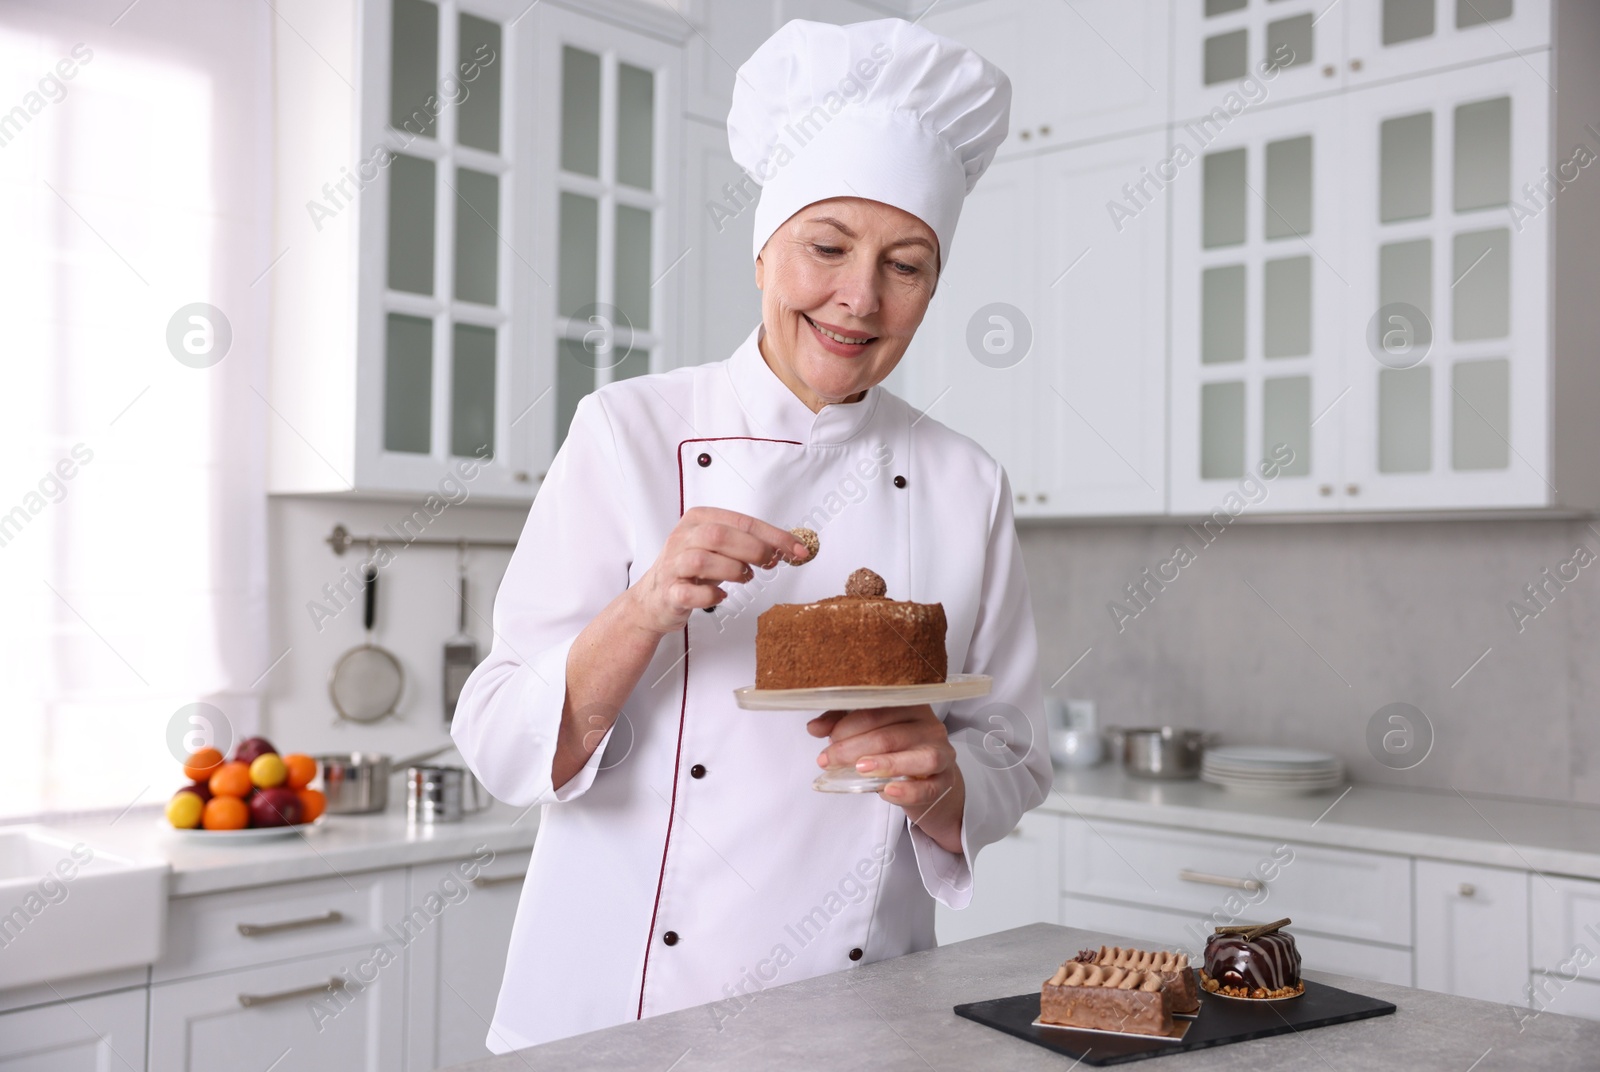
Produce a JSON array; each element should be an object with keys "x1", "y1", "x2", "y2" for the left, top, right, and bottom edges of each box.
[
  {"x1": 1459, "y1": 883, "x2": 1477, "y2": 898},
  {"x1": 472, "y1": 873, "x2": 526, "y2": 888},
  {"x1": 238, "y1": 976, "x2": 346, "y2": 1008},
  {"x1": 1179, "y1": 869, "x2": 1263, "y2": 893},
  {"x1": 237, "y1": 909, "x2": 344, "y2": 937}
]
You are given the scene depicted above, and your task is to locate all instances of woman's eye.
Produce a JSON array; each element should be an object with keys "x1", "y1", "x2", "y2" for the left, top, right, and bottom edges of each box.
[
  {"x1": 890, "y1": 261, "x2": 919, "y2": 276},
  {"x1": 812, "y1": 244, "x2": 843, "y2": 256}
]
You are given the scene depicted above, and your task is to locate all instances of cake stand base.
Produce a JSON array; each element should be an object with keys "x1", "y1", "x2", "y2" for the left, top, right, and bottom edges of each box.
[{"x1": 811, "y1": 767, "x2": 911, "y2": 793}]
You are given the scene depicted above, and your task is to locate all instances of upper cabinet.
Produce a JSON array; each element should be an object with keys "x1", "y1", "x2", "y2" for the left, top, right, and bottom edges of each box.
[
  {"x1": 923, "y1": 0, "x2": 1169, "y2": 155},
  {"x1": 1345, "y1": 0, "x2": 1551, "y2": 86},
  {"x1": 268, "y1": 0, "x2": 685, "y2": 501},
  {"x1": 1173, "y1": 0, "x2": 1350, "y2": 116}
]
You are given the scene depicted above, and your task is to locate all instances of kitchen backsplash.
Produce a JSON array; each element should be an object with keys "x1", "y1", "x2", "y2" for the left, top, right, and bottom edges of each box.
[{"x1": 265, "y1": 496, "x2": 1599, "y2": 808}]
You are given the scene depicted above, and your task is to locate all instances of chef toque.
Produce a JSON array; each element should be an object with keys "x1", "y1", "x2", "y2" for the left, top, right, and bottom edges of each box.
[{"x1": 727, "y1": 18, "x2": 1010, "y2": 271}]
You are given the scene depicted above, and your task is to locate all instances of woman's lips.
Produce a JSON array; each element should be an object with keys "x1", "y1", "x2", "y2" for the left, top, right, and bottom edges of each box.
[{"x1": 803, "y1": 314, "x2": 877, "y2": 356}]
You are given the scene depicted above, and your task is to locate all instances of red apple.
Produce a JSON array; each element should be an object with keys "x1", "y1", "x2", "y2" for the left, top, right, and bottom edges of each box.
[
  {"x1": 248, "y1": 786, "x2": 303, "y2": 828},
  {"x1": 232, "y1": 737, "x2": 277, "y2": 766},
  {"x1": 175, "y1": 781, "x2": 212, "y2": 804}
]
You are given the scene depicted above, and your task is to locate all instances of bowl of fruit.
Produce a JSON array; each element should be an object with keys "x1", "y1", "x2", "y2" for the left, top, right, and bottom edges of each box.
[{"x1": 165, "y1": 737, "x2": 328, "y2": 840}]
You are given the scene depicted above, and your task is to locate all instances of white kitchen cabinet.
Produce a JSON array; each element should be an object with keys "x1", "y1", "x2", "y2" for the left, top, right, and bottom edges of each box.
[
  {"x1": 1346, "y1": 0, "x2": 1550, "y2": 87},
  {"x1": 922, "y1": 0, "x2": 1169, "y2": 155},
  {"x1": 1339, "y1": 55, "x2": 1550, "y2": 509},
  {"x1": 1531, "y1": 873, "x2": 1600, "y2": 985},
  {"x1": 1169, "y1": 92, "x2": 1349, "y2": 515},
  {"x1": 149, "y1": 948, "x2": 405, "y2": 1072},
  {"x1": 1529, "y1": 973, "x2": 1600, "y2": 1022},
  {"x1": 405, "y1": 850, "x2": 531, "y2": 1071},
  {"x1": 268, "y1": 0, "x2": 687, "y2": 501},
  {"x1": 936, "y1": 810, "x2": 1062, "y2": 945},
  {"x1": 1173, "y1": 0, "x2": 1349, "y2": 119},
  {"x1": 894, "y1": 130, "x2": 1169, "y2": 518},
  {"x1": 1415, "y1": 859, "x2": 1530, "y2": 1007},
  {"x1": 1059, "y1": 893, "x2": 1415, "y2": 986},
  {"x1": 0, "y1": 988, "x2": 147, "y2": 1072},
  {"x1": 678, "y1": 117, "x2": 762, "y2": 369}
]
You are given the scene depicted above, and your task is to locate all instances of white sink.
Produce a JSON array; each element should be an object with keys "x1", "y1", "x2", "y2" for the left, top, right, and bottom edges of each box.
[{"x1": 0, "y1": 826, "x2": 168, "y2": 989}]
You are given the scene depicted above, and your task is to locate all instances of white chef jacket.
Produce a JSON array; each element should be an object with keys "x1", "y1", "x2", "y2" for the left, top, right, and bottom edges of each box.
[{"x1": 452, "y1": 323, "x2": 1050, "y2": 1052}]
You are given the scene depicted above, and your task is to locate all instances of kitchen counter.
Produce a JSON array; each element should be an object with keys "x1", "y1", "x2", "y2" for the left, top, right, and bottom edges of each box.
[
  {"x1": 30, "y1": 799, "x2": 540, "y2": 896},
  {"x1": 1043, "y1": 766, "x2": 1600, "y2": 879},
  {"x1": 442, "y1": 923, "x2": 1596, "y2": 1071}
]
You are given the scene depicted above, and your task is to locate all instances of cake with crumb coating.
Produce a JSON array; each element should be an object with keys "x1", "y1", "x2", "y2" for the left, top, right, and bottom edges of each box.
[{"x1": 754, "y1": 568, "x2": 946, "y2": 689}]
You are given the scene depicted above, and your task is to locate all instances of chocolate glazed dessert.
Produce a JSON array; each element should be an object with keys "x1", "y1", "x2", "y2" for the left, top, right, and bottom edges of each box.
[
  {"x1": 1200, "y1": 918, "x2": 1304, "y2": 1000},
  {"x1": 755, "y1": 568, "x2": 947, "y2": 689}
]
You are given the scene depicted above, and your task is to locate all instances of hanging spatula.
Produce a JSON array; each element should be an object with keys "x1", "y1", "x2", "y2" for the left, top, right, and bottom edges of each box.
[{"x1": 443, "y1": 556, "x2": 480, "y2": 724}]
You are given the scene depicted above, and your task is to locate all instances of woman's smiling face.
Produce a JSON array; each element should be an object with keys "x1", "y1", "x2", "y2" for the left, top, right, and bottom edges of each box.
[{"x1": 754, "y1": 197, "x2": 939, "y2": 412}]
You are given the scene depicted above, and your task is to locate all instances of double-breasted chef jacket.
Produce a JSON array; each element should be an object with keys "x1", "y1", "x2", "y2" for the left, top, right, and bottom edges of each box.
[{"x1": 452, "y1": 322, "x2": 1051, "y2": 1051}]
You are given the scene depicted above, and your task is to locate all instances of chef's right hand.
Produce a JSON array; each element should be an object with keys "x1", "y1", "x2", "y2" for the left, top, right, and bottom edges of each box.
[{"x1": 627, "y1": 507, "x2": 810, "y2": 634}]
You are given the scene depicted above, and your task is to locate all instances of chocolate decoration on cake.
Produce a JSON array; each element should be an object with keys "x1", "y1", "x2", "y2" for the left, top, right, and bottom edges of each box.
[
  {"x1": 845, "y1": 567, "x2": 887, "y2": 598},
  {"x1": 788, "y1": 527, "x2": 820, "y2": 564},
  {"x1": 1201, "y1": 919, "x2": 1303, "y2": 999},
  {"x1": 1072, "y1": 945, "x2": 1199, "y2": 1015},
  {"x1": 754, "y1": 568, "x2": 946, "y2": 689}
]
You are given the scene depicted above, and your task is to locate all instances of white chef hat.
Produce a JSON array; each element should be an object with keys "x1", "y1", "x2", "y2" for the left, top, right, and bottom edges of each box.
[{"x1": 727, "y1": 18, "x2": 1011, "y2": 271}]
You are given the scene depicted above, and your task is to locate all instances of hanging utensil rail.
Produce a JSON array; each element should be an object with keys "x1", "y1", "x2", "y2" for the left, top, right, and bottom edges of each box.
[{"x1": 325, "y1": 523, "x2": 519, "y2": 556}]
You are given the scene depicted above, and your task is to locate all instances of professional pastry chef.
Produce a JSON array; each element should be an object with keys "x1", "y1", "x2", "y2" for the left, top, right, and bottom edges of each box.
[{"x1": 452, "y1": 16, "x2": 1050, "y2": 1052}]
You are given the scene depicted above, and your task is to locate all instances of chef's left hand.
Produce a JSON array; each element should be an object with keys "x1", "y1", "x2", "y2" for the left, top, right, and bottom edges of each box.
[{"x1": 807, "y1": 706, "x2": 965, "y2": 855}]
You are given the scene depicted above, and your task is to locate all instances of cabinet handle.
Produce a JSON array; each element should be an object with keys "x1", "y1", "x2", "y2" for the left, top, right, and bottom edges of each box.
[
  {"x1": 1322, "y1": 64, "x2": 1336, "y2": 77},
  {"x1": 1036, "y1": 493, "x2": 1048, "y2": 503},
  {"x1": 513, "y1": 471, "x2": 531, "y2": 483},
  {"x1": 1179, "y1": 869, "x2": 1263, "y2": 892},
  {"x1": 472, "y1": 872, "x2": 527, "y2": 888},
  {"x1": 1006, "y1": 826, "x2": 1023, "y2": 838},
  {"x1": 1345, "y1": 483, "x2": 1360, "y2": 496},
  {"x1": 238, "y1": 976, "x2": 346, "y2": 1008},
  {"x1": 1349, "y1": 58, "x2": 1363, "y2": 72},
  {"x1": 1039, "y1": 125, "x2": 1051, "y2": 136},
  {"x1": 1020, "y1": 130, "x2": 1032, "y2": 141},
  {"x1": 1459, "y1": 882, "x2": 1477, "y2": 898},
  {"x1": 237, "y1": 910, "x2": 344, "y2": 937},
  {"x1": 1319, "y1": 484, "x2": 1334, "y2": 497}
]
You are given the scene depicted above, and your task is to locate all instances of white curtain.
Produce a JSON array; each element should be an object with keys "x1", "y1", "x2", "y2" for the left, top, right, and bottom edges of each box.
[{"x1": 0, "y1": 0, "x2": 272, "y2": 818}]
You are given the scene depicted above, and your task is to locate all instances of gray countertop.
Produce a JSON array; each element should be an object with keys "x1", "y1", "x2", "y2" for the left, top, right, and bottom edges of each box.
[{"x1": 444, "y1": 924, "x2": 1596, "y2": 1072}]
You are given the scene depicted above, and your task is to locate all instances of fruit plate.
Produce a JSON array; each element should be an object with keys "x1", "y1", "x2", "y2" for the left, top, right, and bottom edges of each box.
[
  {"x1": 165, "y1": 818, "x2": 326, "y2": 842},
  {"x1": 733, "y1": 674, "x2": 992, "y2": 711}
]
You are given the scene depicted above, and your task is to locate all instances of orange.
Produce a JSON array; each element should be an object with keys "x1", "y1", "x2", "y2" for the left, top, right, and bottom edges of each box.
[
  {"x1": 296, "y1": 787, "x2": 326, "y2": 823},
  {"x1": 249, "y1": 753, "x2": 288, "y2": 789},
  {"x1": 283, "y1": 753, "x2": 317, "y2": 790},
  {"x1": 202, "y1": 795, "x2": 249, "y2": 831},
  {"x1": 208, "y1": 761, "x2": 253, "y2": 799},
  {"x1": 182, "y1": 747, "x2": 225, "y2": 782}
]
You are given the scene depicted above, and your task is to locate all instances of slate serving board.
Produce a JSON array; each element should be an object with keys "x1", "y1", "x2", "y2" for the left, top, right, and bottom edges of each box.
[{"x1": 954, "y1": 980, "x2": 1397, "y2": 1066}]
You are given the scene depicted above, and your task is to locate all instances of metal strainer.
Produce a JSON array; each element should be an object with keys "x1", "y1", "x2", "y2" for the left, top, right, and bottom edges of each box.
[{"x1": 329, "y1": 563, "x2": 404, "y2": 722}]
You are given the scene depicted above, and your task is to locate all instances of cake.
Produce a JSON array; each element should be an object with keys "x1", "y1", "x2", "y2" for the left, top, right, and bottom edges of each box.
[
  {"x1": 1039, "y1": 960, "x2": 1175, "y2": 1037},
  {"x1": 1075, "y1": 945, "x2": 1199, "y2": 1015},
  {"x1": 754, "y1": 568, "x2": 947, "y2": 689},
  {"x1": 1200, "y1": 918, "x2": 1304, "y2": 999}
]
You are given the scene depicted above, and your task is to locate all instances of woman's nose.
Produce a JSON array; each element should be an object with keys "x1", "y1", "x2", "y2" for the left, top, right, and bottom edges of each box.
[{"x1": 831, "y1": 257, "x2": 881, "y2": 319}]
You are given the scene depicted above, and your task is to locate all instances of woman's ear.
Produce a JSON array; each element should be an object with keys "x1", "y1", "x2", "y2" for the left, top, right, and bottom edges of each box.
[{"x1": 753, "y1": 253, "x2": 765, "y2": 291}]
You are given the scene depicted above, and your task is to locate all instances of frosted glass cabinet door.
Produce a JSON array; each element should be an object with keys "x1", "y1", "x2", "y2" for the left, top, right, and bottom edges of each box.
[
  {"x1": 1340, "y1": 55, "x2": 1550, "y2": 509},
  {"x1": 1346, "y1": 0, "x2": 1550, "y2": 86},
  {"x1": 1173, "y1": 0, "x2": 1348, "y2": 122},
  {"x1": 1169, "y1": 93, "x2": 1348, "y2": 515}
]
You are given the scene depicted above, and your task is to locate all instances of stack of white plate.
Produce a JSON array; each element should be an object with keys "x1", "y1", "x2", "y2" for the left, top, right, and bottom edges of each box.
[{"x1": 1201, "y1": 746, "x2": 1344, "y2": 795}]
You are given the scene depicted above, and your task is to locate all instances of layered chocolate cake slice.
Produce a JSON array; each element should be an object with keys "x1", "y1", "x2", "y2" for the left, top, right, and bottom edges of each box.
[
  {"x1": 755, "y1": 568, "x2": 946, "y2": 689},
  {"x1": 1200, "y1": 918, "x2": 1304, "y2": 999},
  {"x1": 1039, "y1": 960, "x2": 1175, "y2": 1036},
  {"x1": 1075, "y1": 945, "x2": 1199, "y2": 1015}
]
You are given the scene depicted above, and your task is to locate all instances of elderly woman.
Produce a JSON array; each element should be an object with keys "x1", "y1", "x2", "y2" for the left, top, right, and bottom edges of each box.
[{"x1": 452, "y1": 17, "x2": 1050, "y2": 1051}]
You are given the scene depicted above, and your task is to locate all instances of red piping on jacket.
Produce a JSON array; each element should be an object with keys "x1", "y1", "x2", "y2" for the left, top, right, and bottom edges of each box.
[{"x1": 635, "y1": 436, "x2": 801, "y2": 1020}]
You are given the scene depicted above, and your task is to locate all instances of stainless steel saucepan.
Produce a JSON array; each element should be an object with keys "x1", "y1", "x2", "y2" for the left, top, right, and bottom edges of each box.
[
  {"x1": 316, "y1": 745, "x2": 455, "y2": 814},
  {"x1": 1105, "y1": 726, "x2": 1216, "y2": 780}
]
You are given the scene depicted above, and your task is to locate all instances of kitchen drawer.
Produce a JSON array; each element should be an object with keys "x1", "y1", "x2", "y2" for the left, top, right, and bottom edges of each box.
[
  {"x1": 1415, "y1": 860, "x2": 1529, "y2": 1007},
  {"x1": 150, "y1": 947, "x2": 403, "y2": 1071},
  {"x1": 1532, "y1": 873, "x2": 1600, "y2": 983},
  {"x1": 1061, "y1": 894, "x2": 1414, "y2": 988},
  {"x1": 0, "y1": 987, "x2": 148, "y2": 1071},
  {"x1": 1059, "y1": 817, "x2": 1412, "y2": 946},
  {"x1": 155, "y1": 869, "x2": 407, "y2": 982},
  {"x1": 1529, "y1": 972, "x2": 1600, "y2": 1023}
]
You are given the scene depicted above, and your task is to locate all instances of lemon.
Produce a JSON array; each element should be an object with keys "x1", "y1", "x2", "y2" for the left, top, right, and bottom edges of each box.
[
  {"x1": 249, "y1": 752, "x2": 288, "y2": 789},
  {"x1": 167, "y1": 791, "x2": 204, "y2": 829}
]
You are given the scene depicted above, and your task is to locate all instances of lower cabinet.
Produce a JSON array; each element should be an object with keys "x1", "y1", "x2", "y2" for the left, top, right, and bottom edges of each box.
[
  {"x1": 0, "y1": 988, "x2": 148, "y2": 1071},
  {"x1": 1414, "y1": 859, "x2": 1530, "y2": 1007},
  {"x1": 149, "y1": 949, "x2": 406, "y2": 1071},
  {"x1": 404, "y1": 851, "x2": 531, "y2": 1070},
  {"x1": 935, "y1": 811, "x2": 1062, "y2": 946}
]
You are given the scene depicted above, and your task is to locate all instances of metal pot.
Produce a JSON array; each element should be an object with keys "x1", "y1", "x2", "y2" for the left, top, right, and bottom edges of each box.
[
  {"x1": 316, "y1": 746, "x2": 454, "y2": 814},
  {"x1": 1108, "y1": 726, "x2": 1214, "y2": 780}
]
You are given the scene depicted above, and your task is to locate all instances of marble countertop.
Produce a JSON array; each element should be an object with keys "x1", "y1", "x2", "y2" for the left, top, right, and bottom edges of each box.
[
  {"x1": 33, "y1": 800, "x2": 540, "y2": 897},
  {"x1": 1042, "y1": 766, "x2": 1600, "y2": 879},
  {"x1": 444, "y1": 923, "x2": 1596, "y2": 1071}
]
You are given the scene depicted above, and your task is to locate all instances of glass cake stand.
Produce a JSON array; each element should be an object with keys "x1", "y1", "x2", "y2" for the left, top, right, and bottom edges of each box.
[{"x1": 733, "y1": 674, "x2": 993, "y2": 793}]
